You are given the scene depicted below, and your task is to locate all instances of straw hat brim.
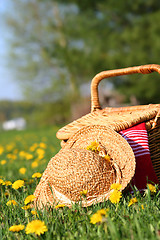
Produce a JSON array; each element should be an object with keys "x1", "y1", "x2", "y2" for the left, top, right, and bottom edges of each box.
[
  {"x1": 34, "y1": 125, "x2": 136, "y2": 208},
  {"x1": 34, "y1": 147, "x2": 119, "y2": 208}
]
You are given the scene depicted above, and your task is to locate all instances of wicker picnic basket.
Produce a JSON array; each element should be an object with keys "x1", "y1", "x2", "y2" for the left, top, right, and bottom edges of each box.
[
  {"x1": 56, "y1": 64, "x2": 160, "y2": 182},
  {"x1": 34, "y1": 64, "x2": 160, "y2": 209}
]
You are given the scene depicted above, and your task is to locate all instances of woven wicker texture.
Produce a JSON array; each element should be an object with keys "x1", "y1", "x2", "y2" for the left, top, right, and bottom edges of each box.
[
  {"x1": 57, "y1": 105, "x2": 159, "y2": 142},
  {"x1": 34, "y1": 125, "x2": 135, "y2": 208},
  {"x1": 148, "y1": 126, "x2": 160, "y2": 182}
]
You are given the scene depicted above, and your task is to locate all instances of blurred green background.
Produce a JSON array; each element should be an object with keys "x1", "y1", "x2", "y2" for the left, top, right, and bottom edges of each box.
[{"x1": 1, "y1": 0, "x2": 160, "y2": 129}]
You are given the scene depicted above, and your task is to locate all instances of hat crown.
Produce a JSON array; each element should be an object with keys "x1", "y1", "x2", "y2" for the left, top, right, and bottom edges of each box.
[{"x1": 48, "y1": 148, "x2": 117, "y2": 202}]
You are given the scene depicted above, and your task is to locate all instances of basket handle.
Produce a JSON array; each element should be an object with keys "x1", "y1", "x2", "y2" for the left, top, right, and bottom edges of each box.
[{"x1": 91, "y1": 64, "x2": 160, "y2": 112}]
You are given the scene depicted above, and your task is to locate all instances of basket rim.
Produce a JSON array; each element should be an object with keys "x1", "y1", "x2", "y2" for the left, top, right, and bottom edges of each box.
[{"x1": 56, "y1": 104, "x2": 159, "y2": 140}]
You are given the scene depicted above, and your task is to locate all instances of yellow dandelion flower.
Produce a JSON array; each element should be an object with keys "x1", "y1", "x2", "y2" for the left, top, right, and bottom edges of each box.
[
  {"x1": 7, "y1": 154, "x2": 17, "y2": 160},
  {"x1": 39, "y1": 142, "x2": 47, "y2": 149},
  {"x1": 86, "y1": 141, "x2": 100, "y2": 153},
  {"x1": 9, "y1": 224, "x2": 25, "y2": 232},
  {"x1": 147, "y1": 183, "x2": 156, "y2": 193},
  {"x1": 141, "y1": 204, "x2": 144, "y2": 210},
  {"x1": 104, "y1": 154, "x2": 111, "y2": 161},
  {"x1": 19, "y1": 151, "x2": 26, "y2": 158},
  {"x1": 31, "y1": 210, "x2": 38, "y2": 215},
  {"x1": 25, "y1": 153, "x2": 33, "y2": 160},
  {"x1": 30, "y1": 146, "x2": 36, "y2": 152},
  {"x1": 1, "y1": 160, "x2": 6, "y2": 165},
  {"x1": 90, "y1": 208, "x2": 108, "y2": 224},
  {"x1": 29, "y1": 143, "x2": 38, "y2": 152},
  {"x1": 0, "y1": 179, "x2": 4, "y2": 185},
  {"x1": 3, "y1": 180, "x2": 12, "y2": 186},
  {"x1": 31, "y1": 161, "x2": 38, "y2": 168},
  {"x1": 36, "y1": 148, "x2": 45, "y2": 155},
  {"x1": 0, "y1": 145, "x2": 4, "y2": 155},
  {"x1": 128, "y1": 197, "x2": 138, "y2": 207},
  {"x1": 25, "y1": 220, "x2": 48, "y2": 236},
  {"x1": 6, "y1": 144, "x2": 14, "y2": 152},
  {"x1": 32, "y1": 172, "x2": 42, "y2": 178},
  {"x1": 97, "y1": 208, "x2": 108, "y2": 216},
  {"x1": 37, "y1": 154, "x2": 44, "y2": 160},
  {"x1": 5, "y1": 192, "x2": 10, "y2": 197},
  {"x1": 110, "y1": 183, "x2": 122, "y2": 191},
  {"x1": 80, "y1": 190, "x2": 87, "y2": 196},
  {"x1": 55, "y1": 204, "x2": 66, "y2": 209},
  {"x1": 6, "y1": 200, "x2": 17, "y2": 206},
  {"x1": 21, "y1": 205, "x2": 31, "y2": 210},
  {"x1": 19, "y1": 168, "x2": 27, "y2": 175},
  {"x1": 24, "y1": 195, "x2": 35, "y2": 205},
  {"x1": 12, "y1": 180, "x2": 24, "y2": 189},
  {"x1": 90, "y1": 213, "x2": 102, "y2": 224},
  {"x1": 109, "y1": 190, "x2": 122, "y2": 204},
  {"x1": 33, "y1": 143, "x2": 38, "y2": 147}
]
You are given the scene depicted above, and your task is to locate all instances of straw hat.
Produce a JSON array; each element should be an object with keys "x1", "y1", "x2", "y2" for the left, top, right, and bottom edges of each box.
[{"x1": 34, "y1": 125, "x2": 135, "y2": 208}]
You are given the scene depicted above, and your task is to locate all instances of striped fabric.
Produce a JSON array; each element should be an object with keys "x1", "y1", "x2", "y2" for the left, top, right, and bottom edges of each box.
[
  {"x1": 120, "y1": 130, "x2": 150, "y2": 157},
  {"x1": 119, "y1": 122, "x2": 159, "y2": 190}
]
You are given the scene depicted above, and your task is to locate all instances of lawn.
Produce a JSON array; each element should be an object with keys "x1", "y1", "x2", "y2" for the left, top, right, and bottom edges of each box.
[{"x1": 0, "y1": 127, "x2": 160, "y2": 240}]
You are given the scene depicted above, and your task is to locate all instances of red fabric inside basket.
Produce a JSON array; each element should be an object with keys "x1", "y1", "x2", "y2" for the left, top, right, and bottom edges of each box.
[{"x1": 120, "y1": 122, "x2": 159, "y2": 190}]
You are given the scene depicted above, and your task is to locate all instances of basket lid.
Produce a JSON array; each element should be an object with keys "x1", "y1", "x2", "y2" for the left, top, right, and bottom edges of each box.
[
  {"x1": 34, "y1": 125, "x2": 136, "y2": 208},
  {"x1": 56, "y1": 105, "x2": 159, "y2": 141}
]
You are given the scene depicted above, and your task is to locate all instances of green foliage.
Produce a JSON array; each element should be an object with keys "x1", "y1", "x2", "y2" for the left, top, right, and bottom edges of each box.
[
  {"x1": 0, "y1": 100, "x2": 70, "y2": 128},
  {"x1": 0, "y1": 101, "x2": 37, "y2": 123}
]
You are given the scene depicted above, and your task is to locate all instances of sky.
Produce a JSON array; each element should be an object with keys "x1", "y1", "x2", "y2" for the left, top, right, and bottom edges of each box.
[{"x1": 0, "y1": 0, "x2": 22, "y2": 100}]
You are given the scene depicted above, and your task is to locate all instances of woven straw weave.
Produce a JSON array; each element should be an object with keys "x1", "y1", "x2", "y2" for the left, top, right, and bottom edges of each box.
[
  {"x1": 57, "y1": 106, "x2": 159, "y2": 143},
  {"x1": 34, "y1": 125, "x2": 135, "y2": 208},
  {"x1": 148, "y1": 126, "x2": 160, "y2": 182}
]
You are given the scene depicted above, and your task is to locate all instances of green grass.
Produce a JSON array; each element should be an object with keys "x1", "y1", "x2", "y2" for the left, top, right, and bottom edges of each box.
[{"x1": 0, "y1": 127, "x2": 160, "y2": 240}]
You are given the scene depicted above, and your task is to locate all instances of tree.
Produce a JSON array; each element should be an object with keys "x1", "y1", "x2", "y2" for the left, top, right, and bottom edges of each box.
[
  {"x1": 6, "y1": 0, "x2": 160, "y2": 111},
  {"x1": 6, "y1": 0, "x2": 110, "y2": 103}
]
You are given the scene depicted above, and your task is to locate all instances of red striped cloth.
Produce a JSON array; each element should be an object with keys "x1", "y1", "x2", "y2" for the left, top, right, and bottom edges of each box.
[{"x1": 120, "y1": 122, "x2": 159, "y2": 190}]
